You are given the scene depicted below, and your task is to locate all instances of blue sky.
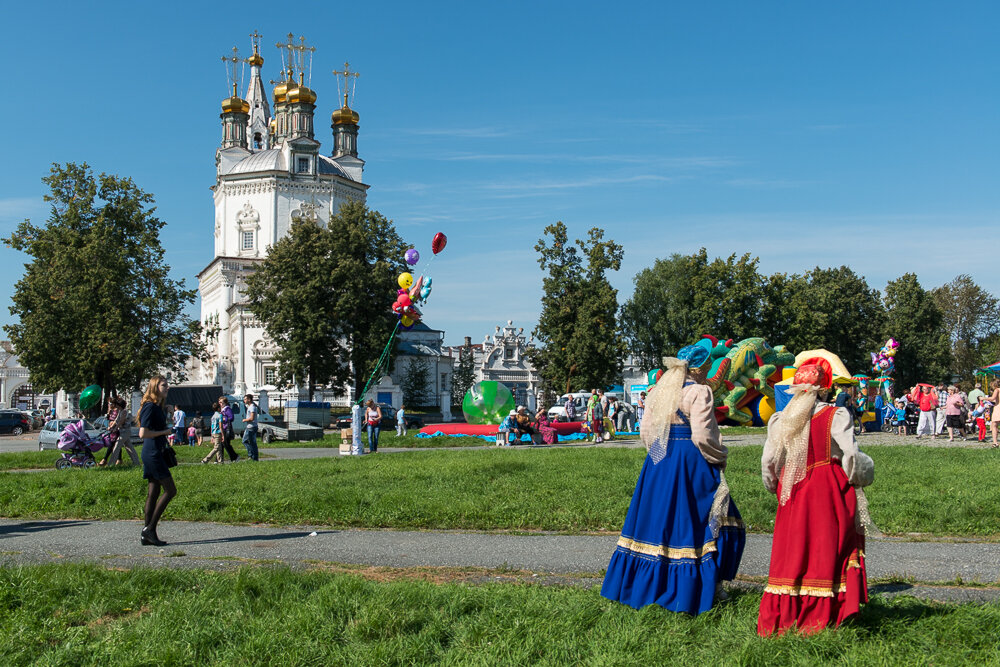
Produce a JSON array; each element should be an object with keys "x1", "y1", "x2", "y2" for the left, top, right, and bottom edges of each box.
[{"x1": 2, "y1": 1, "x2": 997, "y2": 346}]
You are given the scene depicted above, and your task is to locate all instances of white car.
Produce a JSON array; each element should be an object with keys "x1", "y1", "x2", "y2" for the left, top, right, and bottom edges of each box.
[{"x1": 37, "y1": 419, "x2": 102, "y2": 451}]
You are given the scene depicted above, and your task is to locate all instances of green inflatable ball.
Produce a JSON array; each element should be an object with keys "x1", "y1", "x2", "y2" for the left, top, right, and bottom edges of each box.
[
  {"x1": 462, "y1": 381, "x2": 515, "y2": 425},
  {"x1": 78, "y1": 384, "x2": 102, "y2": 412}
]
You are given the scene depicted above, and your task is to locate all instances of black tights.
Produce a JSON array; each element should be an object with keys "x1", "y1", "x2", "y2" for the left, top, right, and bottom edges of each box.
[{"x1": 144, "y1": 477, "x2": 177, "y2": 532}]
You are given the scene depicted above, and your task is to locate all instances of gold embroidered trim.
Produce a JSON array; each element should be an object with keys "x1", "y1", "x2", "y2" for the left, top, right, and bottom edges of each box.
[
  {"x1": 717, "y1": 516, "x2": 745, "y2": 528},
  {"x1": 764, "y1": 583, "x2": 847, "y2": 597},
  {"x1": 616, "y1": 536, "x2": 718, "y2": 560}
]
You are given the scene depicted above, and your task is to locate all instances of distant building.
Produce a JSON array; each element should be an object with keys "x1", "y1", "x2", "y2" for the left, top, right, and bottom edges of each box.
[
  {"x1": 360, "y1": 322, "x2": 453, "y2": 418},
  {"x1": 445, "y1": 321, "x2": 542, "y2": 411}
]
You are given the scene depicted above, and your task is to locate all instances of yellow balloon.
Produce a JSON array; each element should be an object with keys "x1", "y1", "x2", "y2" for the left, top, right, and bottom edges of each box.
[
  {"x1": 401, "y1": 315, "x2": 414, "y2": 326},
  {"x1": 398, "y1": 272, "x2": 413, "y2": 289}
]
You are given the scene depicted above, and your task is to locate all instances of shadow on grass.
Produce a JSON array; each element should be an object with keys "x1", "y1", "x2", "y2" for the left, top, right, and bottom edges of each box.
[
  {"x1": 0, "y1": 519, "x2": 93, "y2": 536},
  {"x1": 170, "y1": 530, "x2": 339, "y2": 547}
]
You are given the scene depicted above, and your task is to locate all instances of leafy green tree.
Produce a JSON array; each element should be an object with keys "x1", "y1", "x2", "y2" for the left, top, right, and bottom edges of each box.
[
  {"x1": 400, "y1": 356, "x2": 432, "y2": 408},
  {"x1": 3, "y1": 163, "x2": 198, "y2": 407},
  {"x1": 326, "y1": 201, "x2": 409, "y2": 401},
  {"x1": 244, "y1": 217, "x2": 342, "y2": 401},
  {"x1": 450, "y1": 343, "x2": 475, "y2": 407},
  {"x1": 778, "y1": 266, "x2": 884, "y2": 373},
  {"x1": 883, "y1": 273, "x2": 952, "y2": 389},
  {"x1": 531, "y1": 223, "x2": 624, "y2": 393},
  {"x1": 931, "y1": 275, "x2": 1000, "y2": 380},
  {"x1": 621, "y1": 249, "x2": 764, "y2": 367}
]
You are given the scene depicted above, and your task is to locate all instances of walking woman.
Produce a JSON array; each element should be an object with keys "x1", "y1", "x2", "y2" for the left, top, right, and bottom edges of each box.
[
  {"x1": 364, "y1": 400, "x2": 383, "y2": 453},
  {"x1": 601, "y1": 345, "x2": 745, "y2": 615},
  {"x1": 138, "y1": 375, "x2": 177, "y2": 546},
  {"x1": 107, "y1": 397, "x2": 139, "y2": 466},
  {"x1": 757, "y1": 358, "x2": 875, "y2": 636}
]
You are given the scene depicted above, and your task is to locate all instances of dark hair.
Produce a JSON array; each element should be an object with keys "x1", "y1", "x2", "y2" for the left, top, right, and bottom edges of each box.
[
  {"x1": 211, "y1": 402, "x2": 220, "y2": 412},
  {"x1": 195, "y1": 411, "x2": 202, "y2": 417},
  {"x1": 244, "y1": 393, "x2": 254, "y2": 401}
]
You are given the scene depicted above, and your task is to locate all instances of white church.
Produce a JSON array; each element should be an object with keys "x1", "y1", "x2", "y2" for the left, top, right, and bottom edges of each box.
[
  {"x1": 196, "y1": 34, "x2": 368, "y2": 397},
  {"x1": 193, "y1": 34, "x2": 453, "y2": 409}
]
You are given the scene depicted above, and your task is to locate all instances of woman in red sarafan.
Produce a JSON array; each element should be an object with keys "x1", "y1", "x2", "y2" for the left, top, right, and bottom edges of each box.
[{"x1": 757, "y1": 357, "x2": 875, "y2": 636}]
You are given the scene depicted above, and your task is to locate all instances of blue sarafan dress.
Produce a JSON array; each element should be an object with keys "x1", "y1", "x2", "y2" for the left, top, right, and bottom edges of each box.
[{"x1": 601, "y1": 392, "x2": 746, "y2": 615}]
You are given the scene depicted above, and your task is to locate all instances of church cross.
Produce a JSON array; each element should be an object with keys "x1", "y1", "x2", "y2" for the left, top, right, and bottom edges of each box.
[
  {"x1": 221, "y1": 46, "x2": 242, "y2": 96},
  {"x1": 275, "y1": 32, "x2": 296, "y2": 80},
  {"x1": 332, "y1": 61, "x2": 361, "y2": 106}
]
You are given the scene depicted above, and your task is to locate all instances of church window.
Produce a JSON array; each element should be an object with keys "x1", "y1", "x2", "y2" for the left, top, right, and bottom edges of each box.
[
  {"x1": 505, "y1": 347, "x2": 515, "y2": 360},
  {"x1": 297, "y1": 157, "x2": 310, "y2": 173},
  {"x1": 265, "y1": 367, "x2": 277, "y2": 385},
  {"x1": 253, "y1": 132, "x2": 263, "y2": 149},
  {"x1": 242, "y1": 231, "x2": 255, "y2": 250}
]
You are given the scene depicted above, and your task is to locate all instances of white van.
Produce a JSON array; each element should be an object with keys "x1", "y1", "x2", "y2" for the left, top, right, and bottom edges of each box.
[{"x1": 546, "y1": 392, "x2": 591, "y2": 422}]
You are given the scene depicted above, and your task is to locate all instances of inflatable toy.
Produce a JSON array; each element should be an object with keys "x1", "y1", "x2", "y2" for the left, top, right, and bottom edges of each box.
[
  {"x1": 405, "y1": 248, "x2": 420, "y2": 265},
  {"x1": 79, "y1": 384, "x2": 102, "y2": 412},
  {"x1": 462, "y1": 381, "x2": 515, "y2": 425}
]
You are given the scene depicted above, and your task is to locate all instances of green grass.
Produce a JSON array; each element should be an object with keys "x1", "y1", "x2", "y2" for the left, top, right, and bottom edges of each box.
[
  {"x1": 307, "y1": 432, "x2": 497, "y2": 449},
  {"x1": 0, "y1": 563, "x2": 996, "y2": 665},
  {"x1": 0, "y1": 446, "x2": 998, "y2": 537}
]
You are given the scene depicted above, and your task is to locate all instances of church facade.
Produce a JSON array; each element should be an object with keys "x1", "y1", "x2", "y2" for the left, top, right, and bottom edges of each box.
[{"x1": 196, "y1": 35, "x2": 367, "y2": 397}]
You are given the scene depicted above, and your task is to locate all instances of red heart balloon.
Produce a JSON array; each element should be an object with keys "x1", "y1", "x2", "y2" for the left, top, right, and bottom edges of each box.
[{"x1": 432, "y1": 232, "x2": 447, "y2": 255}]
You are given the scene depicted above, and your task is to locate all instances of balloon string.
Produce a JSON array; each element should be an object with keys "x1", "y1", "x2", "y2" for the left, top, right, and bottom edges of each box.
[{"x1": 355, "y1": 320, "x2": 402, "y2": 406}]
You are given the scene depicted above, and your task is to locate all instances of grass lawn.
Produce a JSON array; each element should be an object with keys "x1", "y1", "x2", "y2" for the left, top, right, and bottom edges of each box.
[
  {"x1": 0, "y1": 446, "x2": 998, "y2": 537},
  {"x1": 0, "y1": 563, "x2": 996, "y2": 665},
  {"x1": 308, "y1": 432, "x2": 496, "y2": 449},
  {"x1": 0, "y1": 447, "x2": 273, "y2": 471}
]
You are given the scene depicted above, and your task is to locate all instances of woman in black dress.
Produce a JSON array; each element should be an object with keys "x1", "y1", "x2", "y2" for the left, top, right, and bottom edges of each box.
[{"x1": 138, "y1": 375, "x2": 176, "y2": 546}]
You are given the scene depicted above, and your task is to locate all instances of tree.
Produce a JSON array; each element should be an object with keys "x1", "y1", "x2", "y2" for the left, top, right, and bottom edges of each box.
[
  {"x1": 3, "y1": 163, "x2": 198, "y2": 406},
  {"x1": 621, "y1": 249, "x2": 764, "y2": 367},
  {"x1": 531, "y1": 223, "x2": 624, "y2": 393},
  {"x1": 326, "y1": 201, "x2": 409, "y2": 401},
  {"x1": 931, "y1": 275, "x2": 1000, "y2": 380},
  {"x1": 244, "y1": 216, "x2": 342, "y2": 400},
  {"x1": 400, "y1": 356, "x2": 432, "y2": 408},
  {"x1": 777, "y1": 266, "x2": 884, "y2": 373},
  {"x1": 882, "y1": 273, "x2": 952, "y2": 389},
  {"x1": 450, "y1": 343, "x2": 475, "y2": 407}
]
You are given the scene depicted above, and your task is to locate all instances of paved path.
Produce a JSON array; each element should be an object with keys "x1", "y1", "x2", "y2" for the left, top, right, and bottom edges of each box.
[{"x1": 0, "y1": 519, "x2": 997, "y2": 604}]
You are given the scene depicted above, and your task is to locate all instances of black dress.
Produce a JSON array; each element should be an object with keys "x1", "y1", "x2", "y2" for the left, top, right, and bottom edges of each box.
[{"x1": 140, "y1": 402, "x2": 171, "y2": 481}]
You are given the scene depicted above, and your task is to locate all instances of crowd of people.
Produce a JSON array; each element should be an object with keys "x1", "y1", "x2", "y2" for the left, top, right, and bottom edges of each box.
[{"x1": 882, "y1": 381, "x2": 1000, "y2": 447}]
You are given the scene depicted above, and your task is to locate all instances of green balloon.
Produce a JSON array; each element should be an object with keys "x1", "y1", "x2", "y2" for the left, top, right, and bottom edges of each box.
[
  {"x1": 462, "y1": 381, "x2": 515, "y2": 425},
  {"x1": 79, "y1": 384, "x2": 102, "y2": 412}
]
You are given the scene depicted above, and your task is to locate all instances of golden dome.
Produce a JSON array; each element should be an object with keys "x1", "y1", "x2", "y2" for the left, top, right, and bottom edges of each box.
[
  {"x1": 331, "y1": 104, "x2": 360, "y2": 125},
  {"x1": 272, "y1": 80, "x2": 289, "y2": 105},
  {"x1": 286, "y1": 83, "x2": 317, "y2": 105},
  {"x1": 269, "y1": 118, "x2": 277, "y2": 134},
  {"x1": 247, "y1": 45, "x2": 264, "y2": 67},
  {"x1": 221, "y1": 95, "x2": 250, "y2": 114}
]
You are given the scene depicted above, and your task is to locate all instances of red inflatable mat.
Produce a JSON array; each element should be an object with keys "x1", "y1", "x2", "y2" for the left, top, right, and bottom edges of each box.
[{"x1": 418, "y1": 422, "x2": 585, "y2": 436}]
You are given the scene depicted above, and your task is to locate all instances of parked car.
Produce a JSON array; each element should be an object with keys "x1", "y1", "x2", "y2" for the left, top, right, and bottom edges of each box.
[
  {"x1": 38, "y1": 419, "x2": 102, "y2": 450},
  {"x1": 0, "y1": 410, "x2": 32, "y2": 436},
  {"x1": 28, "y1": 410, "x2": 47, "y2": 428},
  {"x1": 92, "y1": 416, "x2": 141, "y2": 442},
  {"x1": 335, "y1": 404, "x2": 423, "y2": 431}
]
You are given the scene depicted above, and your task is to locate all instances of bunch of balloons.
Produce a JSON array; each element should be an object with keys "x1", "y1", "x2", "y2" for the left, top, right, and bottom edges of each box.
[
  {"x1": 392, "y1": 232, "x2": 447, "y2": 330},
  {"x1": 870, "y1": 338, "x2": 899, "y2": 376}
]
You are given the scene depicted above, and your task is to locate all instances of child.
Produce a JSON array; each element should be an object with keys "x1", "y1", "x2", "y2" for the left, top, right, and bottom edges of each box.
[
  {"x1": 201, "y1": 402, "x2": 225, "y2": 464},
  {"x1": 187, "y1": 423, "x2": 198, "y2": 446},
  {"x1": 894, "y1": 400, "x2": 907, "y2": 436},
  {"x1": 497, "y1": 410, "x2": 516, "y2": 446},
  {"x1": 971, "y1": 399, "x2": 990, "y2": 443}
]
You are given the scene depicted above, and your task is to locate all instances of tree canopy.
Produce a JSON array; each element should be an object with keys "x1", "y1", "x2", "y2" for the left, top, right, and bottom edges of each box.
[
  {"x1": 530, "y1": 222, "x2": 624, "y2": 394},
  {"x1": 3, "y1": 163, "x2": 198, "y2": 405},
  {"x1": 245, "y1": 200, "x2": 408, "y2": 402}
]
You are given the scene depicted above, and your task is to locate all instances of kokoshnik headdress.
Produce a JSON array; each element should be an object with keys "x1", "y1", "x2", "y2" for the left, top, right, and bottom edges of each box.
[{"x1": 641, "y1": 344, "x2": 710, "y2": 464}]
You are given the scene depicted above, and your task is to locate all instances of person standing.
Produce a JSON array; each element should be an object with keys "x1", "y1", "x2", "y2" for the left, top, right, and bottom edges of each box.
[
  {"x1": 636, "y1": 391, "x2": 646, "y2": 429},
  {"x1": 586, "y1": 391, "x2": 604, "y2": 444},
  {"x1": 910, "y1": 384, "x2": 938, "y2": 439},
  {"x1": 218, "y1": 396, "x2": 239, "y2": 462},
  {"x1": 934, "y1": 384, "x2": 947, "y2": 435},
  {"x1": 944, "y1": 385, "x2": 966, "y2": 441},
  {"x1": 967, "y1": 383, "x2": 986, "y2": 409},
  {"x1": 138, "y1": 375, "x2": 176, "y2": 547},
  {"x1": 989, "y1": 381, "x2": 1000, "y2": 447},
  {"x1": 190, "y1": 412, "x2": 205, "y2": 446},
  {"x1": 396, "y1": 404, "x2": 407, "y2": 437},
  {"x1": 757, "y1": 358, "x2": 874, "y2": 636},
  {"x1": 564, "y1": 395, "x2": 577, "y2": 422},
  {"x1": 364, "y1": 400, "x2": 382, "y2": 453},
  {"x1": 171, "y1": 405, "x2": 186, "y2": 447},
  {"x1": 601, "y1": 345, "x2": 745, "y2": 615},
  {"x1": 242, "y1": 393, "x2": 259, "y2": 461}
]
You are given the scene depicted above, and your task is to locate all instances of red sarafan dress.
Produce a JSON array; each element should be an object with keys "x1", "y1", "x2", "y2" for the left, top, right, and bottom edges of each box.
[{"x1": 757, "y1": 405, "x2": 868, "y2": 636}]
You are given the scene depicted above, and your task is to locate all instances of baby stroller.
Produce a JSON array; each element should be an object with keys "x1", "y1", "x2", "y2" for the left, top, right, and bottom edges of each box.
[
  {"x1": 55, "y1": 420, "x2": 107, "y2": 469},
  {"x1": 903, "y1": 403, "x2": 920, "y2": 436}
]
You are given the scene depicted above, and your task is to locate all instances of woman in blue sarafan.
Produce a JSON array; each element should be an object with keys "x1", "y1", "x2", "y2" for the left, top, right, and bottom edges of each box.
[{"x1": 601, "y1": 345, "x2": 746, "y2": 614}]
